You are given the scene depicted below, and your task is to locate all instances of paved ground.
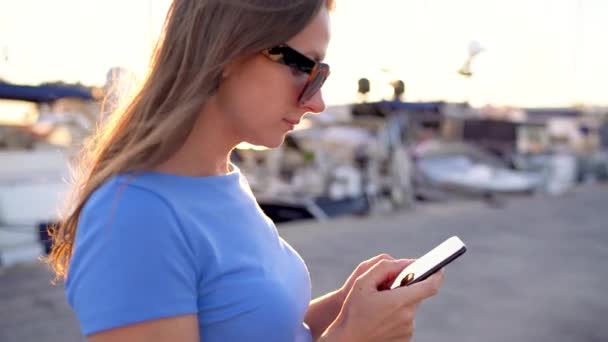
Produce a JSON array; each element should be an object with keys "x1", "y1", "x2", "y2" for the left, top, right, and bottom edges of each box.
[{"x1": 1, "y1": 184, "x2": 607, "y2": 342}]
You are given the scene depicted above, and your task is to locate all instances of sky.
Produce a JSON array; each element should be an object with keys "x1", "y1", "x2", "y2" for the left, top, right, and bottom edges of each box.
[{"x1": 0, "y1": 0, "x2": 606, "y2": 107}]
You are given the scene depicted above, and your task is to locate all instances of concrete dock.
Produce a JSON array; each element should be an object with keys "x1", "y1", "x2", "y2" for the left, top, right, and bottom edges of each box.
[{"x1": 1, "y1": 184, "x2": 607, "y2": 342}]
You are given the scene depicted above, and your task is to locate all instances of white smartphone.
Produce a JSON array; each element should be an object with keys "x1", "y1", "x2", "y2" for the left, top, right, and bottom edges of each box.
[{"x1": 389, "y1": 236, "x2": 467, "y2": 289}]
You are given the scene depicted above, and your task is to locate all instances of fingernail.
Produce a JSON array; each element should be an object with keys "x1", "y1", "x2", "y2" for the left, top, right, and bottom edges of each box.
[{"x1": 400, "y1": 273, "x2": 415, "y2": 287}]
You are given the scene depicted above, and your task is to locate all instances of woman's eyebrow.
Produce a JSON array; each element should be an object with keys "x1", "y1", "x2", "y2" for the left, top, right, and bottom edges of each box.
[{"x1": 303, "y1": 50, "x2": 325, "y2": 62}]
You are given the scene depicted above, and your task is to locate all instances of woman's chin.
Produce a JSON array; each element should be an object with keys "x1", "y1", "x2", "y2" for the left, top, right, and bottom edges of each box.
[
  {"x1": 262, "y1": 138, "x2": 285, "y2": 149},
  {"x1": 244, "y1": 135, "x2": 286, "y2": 150}
]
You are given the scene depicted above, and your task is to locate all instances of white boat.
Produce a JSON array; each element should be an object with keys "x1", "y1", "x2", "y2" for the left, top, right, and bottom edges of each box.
[
  {"x1": 412, "y1": 140, "x2": 543, "y2": 200},
  {"x1": 0, "y1": 148, "x2": 70, "y2": 267},
  {"x1": 0, "y1": 82, "x2": 94, "y2": 267}
]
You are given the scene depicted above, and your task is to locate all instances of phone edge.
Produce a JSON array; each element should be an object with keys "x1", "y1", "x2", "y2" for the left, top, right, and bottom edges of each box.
[{"x1": 406, "y1": 245, "x2": 467, "y2": 286}]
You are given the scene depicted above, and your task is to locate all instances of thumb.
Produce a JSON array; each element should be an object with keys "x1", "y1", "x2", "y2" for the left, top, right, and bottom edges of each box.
[{"x1": 390, "y1": 270, "x2": 444, "y2": 305}]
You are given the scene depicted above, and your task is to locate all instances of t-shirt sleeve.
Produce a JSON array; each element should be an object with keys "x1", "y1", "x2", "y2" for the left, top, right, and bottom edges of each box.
[{"x1": 65, "y1": 181, "x2": 199, "y2": 336}]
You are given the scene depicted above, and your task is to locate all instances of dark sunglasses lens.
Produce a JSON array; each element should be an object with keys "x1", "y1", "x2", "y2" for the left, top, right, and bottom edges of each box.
[{"x1": 299, "y1": 65, "x2": 329, "y2": 104}]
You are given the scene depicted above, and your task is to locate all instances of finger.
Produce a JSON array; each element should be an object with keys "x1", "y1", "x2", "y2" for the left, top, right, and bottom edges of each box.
[
  {"x1": 352, "y1": 254, "x2": 395, "y2": 280},
  {"x1": 377, "y1": 259, "x2": 416, "y2": 290},
  {"x1": 410, "y1": 270, "x2": 444, "y2": 297},
  {"x1": 404, "y1": 314, "x2": 415, "y2": 339},
  {"x1": 357, "y1": 259, "x2": 409, "y2": 290},
  {"x1": 362, "y1": 253, "x2": 395, "y2": 267},
  {"x1": 396, "y1": 258, "x2": 416, "y2": 268},
  {"x1": 421, "y1": 269, "x2": 445, "y2": 291},
  {"x1": 407, "y1": 316, "x2": 415, "y2": 340},
  {"x1": 394, "y1": 309, "x2": 415, "y2": 340}
]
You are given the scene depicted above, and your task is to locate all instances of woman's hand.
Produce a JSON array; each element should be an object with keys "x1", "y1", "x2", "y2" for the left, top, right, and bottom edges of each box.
[
  {"x1": 307, "y1": 255, "x2": 408, "y2": 340},
  {"x1": 322, "y1": 259, "x2": 444, "y2": 342},
  {"x1": 337, "y1": 254, "x2": 401, "y2": 304}
]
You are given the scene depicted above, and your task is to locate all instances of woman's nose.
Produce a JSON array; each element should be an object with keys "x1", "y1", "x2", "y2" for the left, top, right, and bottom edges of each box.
[{"x1": 301, "y1": 90, "x2": 326, "y2": 114}]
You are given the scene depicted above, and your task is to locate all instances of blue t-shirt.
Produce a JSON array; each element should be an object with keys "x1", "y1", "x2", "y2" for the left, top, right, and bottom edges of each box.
[{"x1": 66, "y1": 165, "x2": 313, "y2": 341}]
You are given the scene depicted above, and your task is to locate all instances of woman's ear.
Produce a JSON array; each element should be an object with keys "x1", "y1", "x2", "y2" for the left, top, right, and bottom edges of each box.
[
  {"x1": 221, "y1": 63, "x2": 233, "y2": 79},
  {"x1": 221, "y1": 55, "x2": 250, "y2": 79}
]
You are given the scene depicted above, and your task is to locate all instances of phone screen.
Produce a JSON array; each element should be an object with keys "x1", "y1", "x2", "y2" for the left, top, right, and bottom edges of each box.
[{"x1": 389, "y1": 236, "x2": 466, "y2": 289}]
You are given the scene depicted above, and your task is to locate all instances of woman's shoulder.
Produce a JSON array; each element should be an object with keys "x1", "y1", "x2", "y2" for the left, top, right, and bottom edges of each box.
[
  {"x1": 80, "y1": 175, "x2": 183, "y2": 236},
  {"x1": 86, "y1": 174, "x2": 169, "y2": 208}
]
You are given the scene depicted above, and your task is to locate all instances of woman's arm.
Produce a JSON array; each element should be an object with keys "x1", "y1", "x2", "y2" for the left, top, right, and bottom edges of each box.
[
  {"x1": 305, "y1": 289, "x2": 345, "y2": 341},
  {"x1": 88, "y1": 315, "x2": 199, "y2": 342}
]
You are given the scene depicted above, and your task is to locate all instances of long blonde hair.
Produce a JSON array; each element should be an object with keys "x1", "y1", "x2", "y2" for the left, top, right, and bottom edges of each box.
[{"x1": 46, "y1": 0, "x2": 335, "y2": 281}]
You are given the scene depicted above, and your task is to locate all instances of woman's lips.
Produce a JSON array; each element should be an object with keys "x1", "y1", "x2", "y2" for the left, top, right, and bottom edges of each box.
[
  {"x1": 283, "y1": 118, "x2": 300, "y2": 126},
  {"x1": 283, "y1": 118, "x2": 300, "y2": 125}
]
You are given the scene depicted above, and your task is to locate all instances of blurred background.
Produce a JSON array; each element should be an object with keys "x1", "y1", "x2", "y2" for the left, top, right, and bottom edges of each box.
[{"x1": 0, "y1": 0, "x2": 607, "y2": 341}]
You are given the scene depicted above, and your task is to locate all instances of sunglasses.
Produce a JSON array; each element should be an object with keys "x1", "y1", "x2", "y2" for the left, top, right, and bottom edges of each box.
[{"x1": 262, "y1": 44, "x2": 330, "y2": 104}]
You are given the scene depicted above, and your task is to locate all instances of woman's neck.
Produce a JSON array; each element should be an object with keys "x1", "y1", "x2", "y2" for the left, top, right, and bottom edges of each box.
[{"x1": 155, "y1": 103, "x2": 238, "y2": 177}]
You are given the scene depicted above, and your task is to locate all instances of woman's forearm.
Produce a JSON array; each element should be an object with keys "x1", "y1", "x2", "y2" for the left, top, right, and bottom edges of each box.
[{"x1": 304, "y1": 288, "x2": 345, "y2": 341}]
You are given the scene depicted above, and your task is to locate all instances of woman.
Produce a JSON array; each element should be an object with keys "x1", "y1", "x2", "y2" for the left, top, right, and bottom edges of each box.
[{"x1": 47, "y1": 0, "x2": 444, "y2": 341}]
